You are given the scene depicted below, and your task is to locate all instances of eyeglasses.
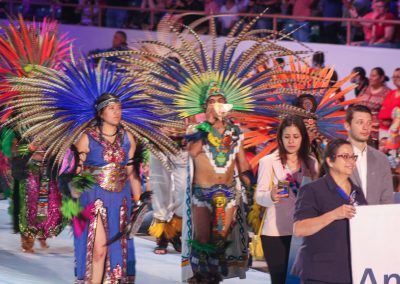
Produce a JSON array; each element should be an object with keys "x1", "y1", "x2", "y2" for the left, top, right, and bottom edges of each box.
[{"x1": 335, "y1": 154, "x2": 358, "y2": 161}]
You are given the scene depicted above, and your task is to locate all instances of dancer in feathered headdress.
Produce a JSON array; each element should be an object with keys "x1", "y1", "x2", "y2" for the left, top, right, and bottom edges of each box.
[
  {"x1": 92, "y1": 14, "x2": 316, "y2": 283},
  {"x1": 2, "y1": 55, "x2": 179, "y2": 283},
  {"x1": 0, "y1": 15, "x2": 72, "y2": 253}
]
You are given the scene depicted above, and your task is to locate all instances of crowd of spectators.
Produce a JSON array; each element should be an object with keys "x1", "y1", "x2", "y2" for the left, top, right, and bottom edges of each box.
[{"x1": 1, "y1": 0, "x2": 400, "y2": 47}]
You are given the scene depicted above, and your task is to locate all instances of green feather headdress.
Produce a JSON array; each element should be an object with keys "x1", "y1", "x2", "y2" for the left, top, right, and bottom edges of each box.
[{"x1": 90, "y1": 14, "x2": 314, "y2": 119}]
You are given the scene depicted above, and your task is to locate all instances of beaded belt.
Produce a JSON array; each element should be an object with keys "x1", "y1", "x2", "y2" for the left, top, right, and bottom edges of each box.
[
  {"x1": 83, "y1": 163, "x2": 127, "y2": 192},
  {"x1": 192, "y1": 184, "x2": 235, "y2": 204}
]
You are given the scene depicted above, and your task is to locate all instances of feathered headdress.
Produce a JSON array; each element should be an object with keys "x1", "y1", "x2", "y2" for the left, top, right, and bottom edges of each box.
[
  {"x1": 0, "y1": 15, "x2": 72, "y2": 121},
  {"x1": 90, "y1": 14, "x2": 314, "y2": 119},
  {"x1": 234, "y1": 57, "x2": 359, "y2": 166},
  {"x1": 0, "y1": 15, "x2": 72, "y2": 78},
  {"x1": 2, "y1": 57, "x2": 179, "y2": 167}
]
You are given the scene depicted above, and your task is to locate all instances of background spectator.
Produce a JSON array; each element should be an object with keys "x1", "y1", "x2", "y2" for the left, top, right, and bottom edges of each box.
[
  {"x1": 126, "y1": 0, "x2": 144, "y2": 29},
  {"x1": 379, "y1": 137, "x2": 399, "y2": 168},
  {"x1": 342, "y1": 0, "x2": 371, "y2": 42},
  {"x1": 319, "y1": 0, "x2": 343, "y2": 43},
  {"x1": 351, "y1": 66, "x2": 369, "y2": 97},
  {"x1": 287, "y1": 0, "x2": 318, "y2": 42},
  {"x1": 350, "y1": 0, "x2": 396, "y2": 47},
  {"x1": 105, "y1": 0, "x2": 128, "y2": 28},
  {"x1": 88, "y1": 31, "x2": 130, "y2": 65},
  {"x1": 219, "y1": 0, "x2": 242, "y2": 35},
  {"x1": 205, "y1": 0, "x2": 219, "y2": 15},
  {"x1": 357, "y1": 67, "x2": 391, "y2": 145},
  {"x1": 250, "y1": 0, "x2": 281, "y2": 33},
  {"x1": 77, "y1": 0, "x2": 100, "y2": 26},
  {"x1": 378, "y1": 67, "x2": 400, "y2": 138}
]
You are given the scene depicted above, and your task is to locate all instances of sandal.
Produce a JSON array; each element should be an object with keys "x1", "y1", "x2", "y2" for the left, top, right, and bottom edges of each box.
[
  {"x1": 154, "y1": 235, "x2": 168, "y2": 254},
  {"x1": 21, "y1": 235, "x2": 35, "y2": 253},
  {"x1": 153, "y1": 246, "x2": 168, "y2": 254}
]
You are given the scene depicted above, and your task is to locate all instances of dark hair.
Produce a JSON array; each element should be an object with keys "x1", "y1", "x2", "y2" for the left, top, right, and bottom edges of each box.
[
  {"x1": 312, "y1": 51, "x2": 324, "y2": 67},
  {"x1": 330, "y1": 70, "x2": 339, "y2": 88},
  {"x1": 319, "y1": 139, "x2": 351, "y2": 177},
  {"x1": 95, "y1": 93, "x2": 120, "y2": 113},
  {"x1": 295, "y1": 94, "x2": 318, "y2": 113},
  {"x1": 352, "y1": 66, "x2": 366, "y2": 79},
  {"x1": 371, "y1": 67, "x2": 389, "y2": 82},
  {"x1": 277, "y1": 115, "x2": 310, "y2": 167},
  {"x1": 94, "y1": 93, "x2": 122, "y2": 141},
  {"x1": 345, "y1": 104, "x2": 372, "y2": 124},
  {"x1": 115, "y1": 31, "x2": 127, "y2": 42}
]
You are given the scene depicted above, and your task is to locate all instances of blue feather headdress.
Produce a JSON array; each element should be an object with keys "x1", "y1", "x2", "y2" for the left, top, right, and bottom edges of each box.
[{"x1": 2, "y1": 57, "x2": 179, "y2": 165}]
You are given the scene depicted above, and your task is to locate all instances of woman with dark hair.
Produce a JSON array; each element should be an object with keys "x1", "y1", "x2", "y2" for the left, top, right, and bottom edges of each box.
[
  {"x1": 351, "y1": 66, "x2": 369, "y2": 97},
  {"x1": 358, "y1": 67, "x2": 391, "y2": 145},
  {"x1": 74, "y1": 92, "x2": 141, "y2": 284},
  {"x1": 255, "y1": 115, "x2": 319, "y2": 284},
  {"x1": 0, "y1": 57, "x2": 179, "y2": 283},
  {"x1": 292, "y1": 139, "x2": 367, "y2": 283}
]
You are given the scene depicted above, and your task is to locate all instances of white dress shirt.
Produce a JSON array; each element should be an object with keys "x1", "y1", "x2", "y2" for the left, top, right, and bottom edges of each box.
[{"x1": 353, "y1": 144, "x2": 368, "y2": 199}]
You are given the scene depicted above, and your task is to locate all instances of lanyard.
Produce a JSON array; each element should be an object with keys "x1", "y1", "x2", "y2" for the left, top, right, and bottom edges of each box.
[{"x1": 335, "y1": 185, "x2": 358, "y2": 205}]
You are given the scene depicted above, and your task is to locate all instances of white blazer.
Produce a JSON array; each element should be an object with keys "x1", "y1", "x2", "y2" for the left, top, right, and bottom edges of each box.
[{"x1": 255, "y1": 151, "x2": 318, "y2": 236}]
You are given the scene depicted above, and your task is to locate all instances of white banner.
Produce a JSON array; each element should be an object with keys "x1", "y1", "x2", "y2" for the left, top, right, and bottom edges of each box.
[{"x1": 350, "y1": 204, "x2": 400, "y2": 284}]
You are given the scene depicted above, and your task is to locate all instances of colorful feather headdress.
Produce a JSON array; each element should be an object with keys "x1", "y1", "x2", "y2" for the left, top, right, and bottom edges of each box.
[
  {"x1": 235, "y1": 58, "x2": 359, "y2": 166},
  {"x1": 0, "y1": 15, "x2": 73, "y2": 122},
  {"x1": 2, "y1": 57, "x2": 179, "y2": 167},
  {"x1": 0, "y1": 15, "x2": 72, "y2": 78},
  {"x1": 90, "y1": 14, "x2": 314, "y2": 119}
]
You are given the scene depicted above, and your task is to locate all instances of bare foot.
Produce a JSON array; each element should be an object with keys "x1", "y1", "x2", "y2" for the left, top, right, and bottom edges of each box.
[{"x1": 39, "y1": 239, "x2": 49, "y2": 249}]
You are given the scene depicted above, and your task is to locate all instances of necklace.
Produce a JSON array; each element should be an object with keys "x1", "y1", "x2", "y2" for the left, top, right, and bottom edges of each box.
[{"x1": 99, "y1": 127, "x2": 118, "y2": 137}]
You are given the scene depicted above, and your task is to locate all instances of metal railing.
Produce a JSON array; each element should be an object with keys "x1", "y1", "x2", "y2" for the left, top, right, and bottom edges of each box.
[{"x1": 2, "y1": 0, "x2": 400, "y2": 46}]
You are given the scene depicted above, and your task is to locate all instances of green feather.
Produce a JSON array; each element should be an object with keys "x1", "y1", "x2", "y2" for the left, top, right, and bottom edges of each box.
[
  {"x1": 142, "y1": 149, "x2": 150, "y2": 166},
  {"x1": 60, "y1": 198, "x2": 81, "y2": 221},
  {"x1": 196, "y1": 122, "x2": 212, "y2": 133},
  {"x1": 188, "y1": 239, "x2": 217, "y2": 254},
  {"x1": 17, "y1": 144, "x2": 30, "y2": 156},
  {"x1": 0, "y1": 128, "x2": 15, "y2": 157},
  {"x1": 70, "y1": 173, "x2": 96, "y2": 193}
]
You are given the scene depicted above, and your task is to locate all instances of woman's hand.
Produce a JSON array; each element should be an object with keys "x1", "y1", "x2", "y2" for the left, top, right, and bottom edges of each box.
[
  {"x1": 331, "y1": 204, "x2": 356, "y2": 220},
  {"x1": 270, "y1": 184, "x2": 289, "y2": 202}
]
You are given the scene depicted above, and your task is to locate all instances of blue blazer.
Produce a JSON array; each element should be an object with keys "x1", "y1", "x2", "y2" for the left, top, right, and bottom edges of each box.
[{"x1": 291, "y1": 174, "x2": 367, "y2": 283}]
